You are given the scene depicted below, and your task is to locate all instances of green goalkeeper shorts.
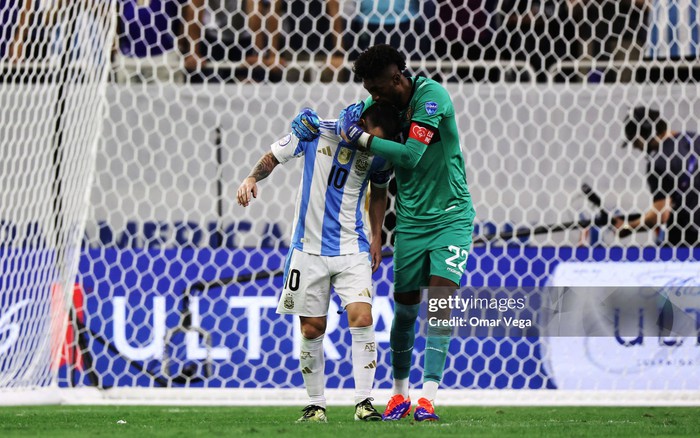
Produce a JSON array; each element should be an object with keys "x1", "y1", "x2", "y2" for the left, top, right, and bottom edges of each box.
[{"x1": 393, "y1": 219, "x2": 474, "y2": 293}]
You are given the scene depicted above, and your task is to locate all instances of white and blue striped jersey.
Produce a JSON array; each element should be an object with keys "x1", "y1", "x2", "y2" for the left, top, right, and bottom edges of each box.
[
  {"x1": 647, "y1": 0, "x2": 700, "y2": 59},
  {"x1": 271, "y1": 120, "x2": 392, "y2": 256}
]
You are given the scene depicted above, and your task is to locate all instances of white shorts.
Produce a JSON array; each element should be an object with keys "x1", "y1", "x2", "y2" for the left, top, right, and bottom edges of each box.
[{"x1": 276, "y1": 248, "x2": 374, "y2": 317}]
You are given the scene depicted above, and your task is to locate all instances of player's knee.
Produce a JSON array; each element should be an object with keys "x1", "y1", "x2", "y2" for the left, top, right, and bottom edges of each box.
[
  {"x1": 345, "y1": 302, "x2": 373, "y2": 327},
  {"x1": 300, "y1": 317, "x2": 326, "y2": 339},
  {"x1": 394, "y1": 291, "x2": 421, "y2": 305},
  {"x1": 300, "y1": 325, "x2": 325, "y2": 339},
  {"x1": 429, "y1": 275, "x2": 458, "y2": 288},
  {"x1": 348, "y1": 312, "x2": 373, "y2": 328}
]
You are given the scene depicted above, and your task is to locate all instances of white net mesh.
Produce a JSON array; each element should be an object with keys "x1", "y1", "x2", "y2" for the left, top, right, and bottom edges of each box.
[
  {"x1": 3, "y1": 0, "x2": 700, "y2": 403},
  {"x1": 0, "y1": 0, "x2": 116, "y2": 391}
]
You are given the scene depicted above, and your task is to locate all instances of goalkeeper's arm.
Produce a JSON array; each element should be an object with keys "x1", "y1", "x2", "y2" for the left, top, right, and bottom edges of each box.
[
  {"x1": 369, "y1": 137, "x2": 427, "y2": 169},
  {"x1": 237, "y1": 152, "x2": 280, "y2": 207},
  {"x1": 338, "y1": 101, "x2": 429, "y2": 169}
]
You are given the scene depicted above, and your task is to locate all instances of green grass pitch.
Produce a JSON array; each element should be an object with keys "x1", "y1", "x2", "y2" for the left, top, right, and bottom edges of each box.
[{"x1": 1, "y1": 405, "x2": 699, "y2": 437}]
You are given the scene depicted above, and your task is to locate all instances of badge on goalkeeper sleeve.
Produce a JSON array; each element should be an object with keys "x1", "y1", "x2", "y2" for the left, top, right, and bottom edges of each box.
[{"x1": 291, "y1": 107, "x2": 321, "y2": 141}]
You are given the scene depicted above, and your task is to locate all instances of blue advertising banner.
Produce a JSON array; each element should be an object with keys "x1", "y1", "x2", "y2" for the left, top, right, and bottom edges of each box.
[{"x1": 57, "y1": 247, "x2": 700, "y2": 389}]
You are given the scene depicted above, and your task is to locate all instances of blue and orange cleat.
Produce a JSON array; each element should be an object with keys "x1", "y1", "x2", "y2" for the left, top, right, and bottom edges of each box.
[
  {"x1": 413, "y1": 397, "x2": 439, "y2": 422},
  {"x1": 382, "y1": 394, "x2": 411, "y2": 421}
]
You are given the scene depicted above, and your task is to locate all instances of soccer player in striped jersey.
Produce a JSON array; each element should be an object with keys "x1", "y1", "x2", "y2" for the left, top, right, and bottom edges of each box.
[
  {"x1": 295, "y1": 44, "x2": 476, "y2": 422},
  {"x1": 237, "y1": 102, "x2": 401, "y2": 423}
]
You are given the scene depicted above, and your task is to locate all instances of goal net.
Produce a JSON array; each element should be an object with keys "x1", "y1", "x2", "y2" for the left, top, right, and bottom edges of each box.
[
  {"x1": 3, "y1": 1, "x2": 700, "y2": 405},
  {"x1": 0, "y1": 0, "x2": 116, "y2": 398}
]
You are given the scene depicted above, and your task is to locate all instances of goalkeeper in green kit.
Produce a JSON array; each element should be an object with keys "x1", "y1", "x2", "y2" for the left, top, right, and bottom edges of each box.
[{"x1": 292, "y1": 44, "x2": 475, "y2": 422}]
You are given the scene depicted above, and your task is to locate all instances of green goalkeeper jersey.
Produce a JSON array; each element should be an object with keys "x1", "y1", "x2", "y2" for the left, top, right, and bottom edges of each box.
[{"x1": 366, "y1": 76, "x2": 475, "y2": 231}]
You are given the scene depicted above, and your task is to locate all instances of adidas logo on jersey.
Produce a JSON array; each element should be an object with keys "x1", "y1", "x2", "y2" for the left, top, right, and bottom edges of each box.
[
  {"x1": 364, "y1": 360, "x2": 376, "y2": 369},
  {"x1": 318, "y1": 146, "x2": 332, "y2": 156}
]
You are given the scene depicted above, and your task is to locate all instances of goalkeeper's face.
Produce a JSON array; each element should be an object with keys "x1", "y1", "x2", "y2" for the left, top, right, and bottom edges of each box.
[{"x1": 362, "y1": 66, "x2": 405, "y2": 108}]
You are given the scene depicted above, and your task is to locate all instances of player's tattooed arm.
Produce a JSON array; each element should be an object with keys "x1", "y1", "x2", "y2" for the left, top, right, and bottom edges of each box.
[
  {"x1": 247, "y1": 152, "x2": 280, "y2": 182},
  {"x1": 237, "y1": 152, "x2": 280, "y2": 207}
]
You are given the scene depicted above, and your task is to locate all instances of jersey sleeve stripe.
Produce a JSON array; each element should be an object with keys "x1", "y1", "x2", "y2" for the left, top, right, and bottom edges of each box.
[
  {"x1": 291, "y1": 149, "x2": 317, "y2": 251},
  {"x1": 320, "y1": 120, "x2": 339, "y2": 135}
]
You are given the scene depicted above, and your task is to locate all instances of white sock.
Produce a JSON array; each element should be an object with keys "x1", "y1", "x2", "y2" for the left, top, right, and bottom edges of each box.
[
  {"x1": 393, "y1": 378, "x2": 409, "y2": 398},
  {"x1": 420, "y1": 380, "x2": 439, "y2": 403},
  {"x1": 350, "y1": 326, "x2": 376, "y2": 404},
  {"x1": 300, "y1": 334, "x2": 326, "y2": 408}
]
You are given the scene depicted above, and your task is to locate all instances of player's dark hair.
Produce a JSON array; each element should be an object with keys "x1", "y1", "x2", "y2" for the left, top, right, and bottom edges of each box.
[
  {"x1": 362, "y1": 102, "x2": 401, "y2": 139},
  {"x1": 624, "y1": 106, "x2": 667, "y2": 144},
  {"x1": 353, "y1": 44, "x2": 407, "y2": 80}
]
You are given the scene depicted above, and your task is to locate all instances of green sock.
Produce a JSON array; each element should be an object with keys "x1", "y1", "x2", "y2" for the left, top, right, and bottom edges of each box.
[
  {"x1": 390, "y1": 302, "x2": 419, "y2": 380},
  {"x1": 423, "y1": 326, "x2": 452, "y2": 384}
]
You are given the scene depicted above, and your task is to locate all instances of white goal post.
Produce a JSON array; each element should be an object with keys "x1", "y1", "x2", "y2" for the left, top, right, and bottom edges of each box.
[
  {"x1": 2, "y1": 1, "x2": 700, "y2": 406},
  {"x1": 0, "y1": 0, "x2": 117, "y2": 402}
]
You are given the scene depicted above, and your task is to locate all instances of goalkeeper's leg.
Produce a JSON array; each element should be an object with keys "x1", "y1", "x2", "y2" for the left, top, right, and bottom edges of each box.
[
  {"x1": 384, "y1": 295, "x2": 420, "y2": 420},
  {"x1": 297, "y1": 317, "x2": 327, "y2": 423},
  {"x1": 416, "y1": 275, "x2": 459, "y2": 422},
  {"x1": 414, "y1": 226, "x2": 470, "y2": 421},
  {"x1": 384, "y1": 234, "x2": 426, "y2": 420}
]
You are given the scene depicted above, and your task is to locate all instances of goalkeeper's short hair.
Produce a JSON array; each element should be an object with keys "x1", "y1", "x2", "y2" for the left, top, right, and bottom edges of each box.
[
  {"x1": 353, "y1": 44, "x2": 407, "y2": 80},
  {"x1": 363, "y1": 102, "x2": 402, "y2": 139}
]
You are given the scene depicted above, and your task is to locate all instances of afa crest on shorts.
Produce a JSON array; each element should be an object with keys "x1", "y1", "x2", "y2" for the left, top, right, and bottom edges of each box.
[
  {"x1": 283, "y1": 293, "x2": 294, "y2": 310},
  {"x1": 338, "y1": 147, "x2": 353, "y2": 165}
]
